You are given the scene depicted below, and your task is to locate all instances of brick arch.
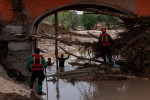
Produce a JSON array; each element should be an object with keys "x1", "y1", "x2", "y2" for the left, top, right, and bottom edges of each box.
[{"x1": 30, "y1": 2, "x2": 135, "y2": 34}]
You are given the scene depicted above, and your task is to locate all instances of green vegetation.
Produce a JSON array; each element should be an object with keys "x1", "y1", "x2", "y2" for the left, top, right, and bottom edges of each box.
[
  {"x1": 45, "y1": 10, "x2": 120, "y2": 30},
  {"x1": 80, "y1": 14, "x2": 97, "y2": 30},
  {"x1": 97, "y1": 15, "x2": 119, "y2": 29},
  {"x1": 46, "y1": 10, "x2": 80, "y2": 30}
]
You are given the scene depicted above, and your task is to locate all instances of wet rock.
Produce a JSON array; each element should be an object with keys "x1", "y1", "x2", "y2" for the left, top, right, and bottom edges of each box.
[
  {"x1": 99, "y1": 70, "x2": 105, "y2": 74},
  {"x1": 111, "y1": 68, "x2": 121, "y2": 72}
]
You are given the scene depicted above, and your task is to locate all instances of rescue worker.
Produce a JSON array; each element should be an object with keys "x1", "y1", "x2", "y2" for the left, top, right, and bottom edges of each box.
[
  {"x1": 58, "y1": 54, "x2": 70, "y2": 67},
  {"x1": 26, "y1": 48, "x2": 47, "y2": 95},
  {"x1": 99, "y1": 28, "x2": 113, "y2": 64},
  {"x1": 47, "y1": 57, "x2": 55, "y2": 66}
]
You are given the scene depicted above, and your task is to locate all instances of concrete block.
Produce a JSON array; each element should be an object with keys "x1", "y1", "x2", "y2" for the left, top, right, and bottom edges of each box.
[
  {"x1": 11, "y1": 61, "x2": 25, "y2": 70},
  {"x1": 7, "y1": 53, "x2": 18, "y2": 62},
  {"x1": 15, "y1": 51, "x2": 32, "y2": 61},
  {"x1": 8, "y1": 41, "x2": 32, "y2": 51},
  {"x1": 3, "y1": 26, "x2": 22, "y2": 33},
  {"x1": 0, "y1": 32, "x2": 18, "y2": 41}
]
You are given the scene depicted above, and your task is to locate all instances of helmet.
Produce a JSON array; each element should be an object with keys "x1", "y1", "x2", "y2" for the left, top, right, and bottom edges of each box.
[
  {"x1": 61, "y1": 54, "x2": 64, "y2": 57},
  {"x1": 48, "y1": 58, "x2": 51, "y2": 61},
  {"x1": 101, "y1": 28, "x2": 106, "y2": 32}
]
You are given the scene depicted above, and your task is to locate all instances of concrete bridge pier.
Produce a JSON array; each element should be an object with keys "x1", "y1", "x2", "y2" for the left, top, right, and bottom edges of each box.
[{"x1": 0, "y1": 25, "x2": 33, "y2": 77}]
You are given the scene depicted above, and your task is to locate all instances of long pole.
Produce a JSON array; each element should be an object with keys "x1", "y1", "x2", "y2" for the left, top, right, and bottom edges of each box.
[
  {"x1": 55, "y1": 12, "x2": 59, "y2": 72},
  {"x1": 45, "y1": 69, "x2": 48, "y2": 100}
]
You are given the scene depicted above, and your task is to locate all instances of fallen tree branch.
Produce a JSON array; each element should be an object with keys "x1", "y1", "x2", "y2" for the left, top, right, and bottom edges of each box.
[
  {"x1": 10, "y1": 32, "x2": 92, "y2": 46},
  {"x1": 59, "y1": 46, "x2": 103, "y2": 63},
  {"x1": 88, "y1": 32, "x2": 99, "y2": 39},
  {"x1": 65, "y1": 31, "x2": 92, "y2": 38},
  {"x1": 68, "y1": 62, "x2": 103, "y2": 68}
]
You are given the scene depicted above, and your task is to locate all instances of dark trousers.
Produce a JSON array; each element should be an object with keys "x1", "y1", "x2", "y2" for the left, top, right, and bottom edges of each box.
[
  {"x1": 31, "y1": 71, "x2": 45, "y2": 86},
  {"x1": 101, "y1": 46, "x2": 112, "y2": 63}
]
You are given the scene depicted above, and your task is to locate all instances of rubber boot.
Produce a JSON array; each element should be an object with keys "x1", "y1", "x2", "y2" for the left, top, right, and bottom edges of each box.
[
  {"x1": 38, "y1": 85, "x2": 42, "y2": 95},
  {"x1": 30, "y1": 82, "x2": 34, "y2": 89}
]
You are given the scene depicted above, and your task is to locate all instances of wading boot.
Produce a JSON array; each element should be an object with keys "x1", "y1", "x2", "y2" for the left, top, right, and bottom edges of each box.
[
  {"x1": 30, "y1": 82, "x2": 33, "y2": 89},
  {"x1": 38, "y1": 85, "x2": 42, "y2": 95}
]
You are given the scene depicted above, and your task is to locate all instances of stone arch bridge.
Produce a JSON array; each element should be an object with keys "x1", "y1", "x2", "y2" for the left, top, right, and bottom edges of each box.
[{"x1": 0, "y1": 0, "x2": 149, "y2": 76}]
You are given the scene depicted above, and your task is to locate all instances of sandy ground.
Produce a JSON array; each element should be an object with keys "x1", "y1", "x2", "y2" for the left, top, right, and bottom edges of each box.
[
  {"x1": 0, "y1": 77, "x2": 31, "y2": 97},
  {"x1": 0, "y1": 64, "x2": 32, "y2": 99}
]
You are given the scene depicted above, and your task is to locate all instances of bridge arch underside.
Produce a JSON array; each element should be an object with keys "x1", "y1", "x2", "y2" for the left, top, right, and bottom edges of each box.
[{"x1": 31, "y1": 3, "x2": 136, "y2": 33}]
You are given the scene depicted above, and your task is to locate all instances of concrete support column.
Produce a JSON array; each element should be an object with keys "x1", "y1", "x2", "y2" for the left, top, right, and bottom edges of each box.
[{"x1": 7, "y1": 41, "x2": 32, "y2": 76}]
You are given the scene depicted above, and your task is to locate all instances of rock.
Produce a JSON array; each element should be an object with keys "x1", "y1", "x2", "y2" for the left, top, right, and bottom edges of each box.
[
  {"x1": 99, "y1": 70, "x2": 105, "y2": 74},
  {"x1": 111, "y1": 68, "x2": 121, "y2": 72}
]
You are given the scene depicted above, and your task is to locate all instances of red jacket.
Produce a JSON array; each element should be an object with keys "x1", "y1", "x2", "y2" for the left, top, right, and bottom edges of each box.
[
  {"x1": 32, "y1": 55, "x2": 44, "y2": 71},
  {"x1": 100, "y1": 34, "x2": 110, "y2": 46}
]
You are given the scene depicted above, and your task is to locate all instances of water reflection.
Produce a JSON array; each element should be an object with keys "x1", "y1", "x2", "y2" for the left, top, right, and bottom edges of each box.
[
  {"x1": 42, "y1": 50, "x2": 150, "y2": 100},
  {"x1": 56, "y1": 78, "x2": 60, "y2": 100},
  {"x1": 42, "y1": 65, "x2": 150, "y2": 100},
  {"x1": 42, "y1": 78, "x2": 99, "y2": 100}
]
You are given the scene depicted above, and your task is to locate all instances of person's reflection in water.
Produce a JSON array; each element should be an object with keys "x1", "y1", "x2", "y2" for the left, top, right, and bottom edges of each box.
[
  {"x1": 56, "y1": 78, "x2": 60, "y2": 100},
  {"x1": 59, "y1": 67, "x2": 64, "y2": 72}
]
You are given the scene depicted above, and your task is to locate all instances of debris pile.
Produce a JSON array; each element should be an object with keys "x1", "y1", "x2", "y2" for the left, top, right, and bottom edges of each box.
[
  {"x1": 112, "y1": 17, "x2": 150, "y2": 67},
  {"x1": 91, "y1": 17, "x2": 150, "y2": 70}
]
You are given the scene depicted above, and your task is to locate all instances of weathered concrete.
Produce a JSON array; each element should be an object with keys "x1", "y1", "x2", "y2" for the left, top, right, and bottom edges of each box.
[
  {"x1": 3, "y1": 26, "x2": 22, "y2": 33},
  {"x1": 8, "y1": 41, "x2": 32, "y2": 51},
  {"x1": 7, "y1": 51, "x2": 32, "y2": 62},
  {"x1": 0, "y1": 40, "x2": 32, "y2": 76},
  {"x1": 0, "y1": 32, "x2": 18, "y2": 41}
]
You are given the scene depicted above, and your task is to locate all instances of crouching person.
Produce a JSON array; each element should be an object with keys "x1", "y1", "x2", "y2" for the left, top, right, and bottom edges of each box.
[{"x1": 26, "y1": 48, "x2": 47, "y2": 95}]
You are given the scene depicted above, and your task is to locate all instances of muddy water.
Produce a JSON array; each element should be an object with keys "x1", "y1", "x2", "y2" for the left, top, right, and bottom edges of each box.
[
  {"x1": 42, "y1": 78, "x2": 150, "y2": 100},
  {"x1": 42, "y1": 65, "x2": 150, "y2": 100},
  {"x1": 42, "y1": 51, "x2": 150, "y2": 100}
]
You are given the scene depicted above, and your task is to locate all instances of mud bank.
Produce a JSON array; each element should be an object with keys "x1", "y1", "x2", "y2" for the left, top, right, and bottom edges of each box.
[
  {"x1": 0, "y1": 64, "x2": 42, "y2": 100},
  {"x1": 0, "y1": 92, "x2": 29, "y2": 100}
]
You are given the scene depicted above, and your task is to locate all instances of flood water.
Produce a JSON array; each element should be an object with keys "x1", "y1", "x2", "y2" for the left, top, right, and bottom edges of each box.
[
  {"x1": 42, "y1": 64, "x2": 150, "y2": 100},
  {"x1": 42, "y1": 51, "x2": 150, "y2": 100}
]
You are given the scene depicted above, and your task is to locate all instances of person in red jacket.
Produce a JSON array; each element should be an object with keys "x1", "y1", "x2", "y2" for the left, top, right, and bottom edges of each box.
[
  {"x1": 99, "y1": 28, "x2": 113, "y2": 64},
  {"x1": 47, "y1": 57, "x2": 55, "y2": 66},
  {"x1": 26, "y1": 48, "x2": 47, "y2": 95}
]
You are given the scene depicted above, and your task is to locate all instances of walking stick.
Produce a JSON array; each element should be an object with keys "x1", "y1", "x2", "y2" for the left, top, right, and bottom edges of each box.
[{"x1": 45, "y1": 68, "x2": 48, "y2": 100}]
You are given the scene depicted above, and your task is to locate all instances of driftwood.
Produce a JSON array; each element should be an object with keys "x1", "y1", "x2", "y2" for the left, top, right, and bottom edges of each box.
[
  {"x1": 68, "y1": 62, "x2": 102, "y2": 68},
  {"x1": 88, "y1": 32, "x2": 99, "y2": 39},
  {"x1": 10, "y1": 32, "x2": 92, "y2": 46},
  {"x1": 55, "y1": 12, "x2": 59, "y2": 72},
  {"x1": 62, "y1": 31, "x2": 92, "y2": 38},
  {"x1": 44, "y1": 69, "x2": 48, "y2": 100},
  {"x1": 59, "y1": 46, "x2": 103, "y2": 63}
]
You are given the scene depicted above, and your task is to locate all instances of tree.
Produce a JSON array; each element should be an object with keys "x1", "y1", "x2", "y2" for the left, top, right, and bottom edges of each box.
[
  {"x1": 47, "y1": 10, "x2": 80, "y2": 30},
  {"x1": 81, "y1": 14, "x2": 97, "y2": 30},
  {"x1": 69, "y1": 10, "x2": 80, "y2": 30},
  {"x1": 97, "y1": 14, "x2": 119, "y2": 29}
]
